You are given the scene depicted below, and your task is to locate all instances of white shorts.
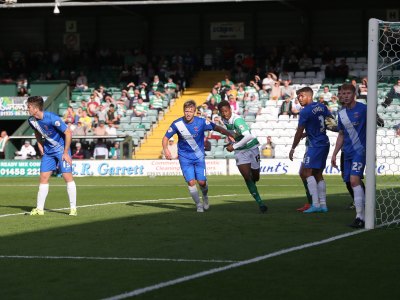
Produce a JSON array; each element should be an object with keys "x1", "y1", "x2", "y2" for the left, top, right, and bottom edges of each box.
[{"x1": 235, "y1": 147, "x2": 261, "y2": 169}]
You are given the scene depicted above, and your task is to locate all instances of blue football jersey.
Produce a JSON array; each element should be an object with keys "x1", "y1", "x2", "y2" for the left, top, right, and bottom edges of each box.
[
  {"x1": 165, "y1": 117, "x2": 215, "y2": 160},
  {"x1": 298, "y1": 102, "x2": 331, "y2": 147},
  {"x1": 338, "y1": 102, "x2": 367, "y2": 159},
  {"x1": 28, "y1": 111, "x2": 68, "y2": 155}
]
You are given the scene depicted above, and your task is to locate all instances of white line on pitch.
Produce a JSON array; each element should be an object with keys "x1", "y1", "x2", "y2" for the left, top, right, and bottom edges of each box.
[
  {"x1": 0, "y1": 194, "x2": 239, "y2": 219},
  {"x1": 102, "y1": 229, "x2": 369, "y2": 300},
  {"x1": 0, "y1": 255, "x2": 237, "y2": 264}
]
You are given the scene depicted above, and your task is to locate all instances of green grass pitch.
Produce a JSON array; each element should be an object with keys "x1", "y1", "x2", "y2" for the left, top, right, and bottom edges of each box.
[{"x1": 0, "y1": 175, "x2": 399, "y2": 299}]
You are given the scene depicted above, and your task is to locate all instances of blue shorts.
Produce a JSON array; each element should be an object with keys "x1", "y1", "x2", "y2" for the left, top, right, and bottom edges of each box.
[
  {"x1": 41, "y1": 151, "x2": 72, "y2": 173},
  {"x1": 179, "y1": 156, "x2": 206, "y2": 182},
  {"x1": 342, "y1": 154, "x2": 366, "y2": 182},
  {"x1": 303, "y1": 146, "x2": 330, "y2": 170}
]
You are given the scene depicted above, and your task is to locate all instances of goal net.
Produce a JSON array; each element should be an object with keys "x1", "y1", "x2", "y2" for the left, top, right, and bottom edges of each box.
[{"x1": 366, "y1": 19, "x2": 400, "y2": 229}]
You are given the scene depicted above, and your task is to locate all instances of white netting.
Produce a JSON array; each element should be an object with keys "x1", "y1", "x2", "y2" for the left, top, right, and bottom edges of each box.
[{"x1": 375, "y1": 21, "x2": 400, "y2": 228}]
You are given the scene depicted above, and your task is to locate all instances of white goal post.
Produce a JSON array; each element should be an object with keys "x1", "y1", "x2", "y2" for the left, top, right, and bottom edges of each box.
[{"x1": 366, "y1": 18, "x2": 400, "y2": 229}]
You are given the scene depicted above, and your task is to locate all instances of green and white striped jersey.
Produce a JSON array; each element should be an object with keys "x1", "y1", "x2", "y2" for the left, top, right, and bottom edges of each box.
[{"x1": 223, "y1": 114, "x2": 259, "y2": 151}]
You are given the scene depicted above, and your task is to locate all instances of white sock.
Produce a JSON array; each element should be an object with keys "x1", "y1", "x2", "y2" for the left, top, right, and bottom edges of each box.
[
  {"x1": 37, "y1": 183, "x2": 49, "y2": 210},
  {"x1": 353, "y1": 185, "x2": 365, "y2": 220},
  {"x1": 200, "y1": 182, "x2": 208, "y2": 202},
  {"x1": 67, "y1": 181, "x2": 77, "y2": 209},
  {"x1": 188, "y1": 185, "x2": 201, "y2": 205},
  {"x1": 317, "y1": 180, "x2": 327, "y2": 207},
  {"x1": 306, "y1": 176, "x2": 319, "y2": 207}
]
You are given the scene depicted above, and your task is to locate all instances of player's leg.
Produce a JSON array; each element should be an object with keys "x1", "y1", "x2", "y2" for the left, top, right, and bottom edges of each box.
[
  {"x1": 236, "y1": 148, "x2": 267, "y2": 212},
  {"x1": 59, "y1": 155, "x2": 77, "y2": 216},
  {"x1": 301, "y1": 149, "x2": 321, "y2": 213},
  {"x1": 342, "y1": 151, "x2": 355, "y2": 209},
  {"x1": 30, "y1": 154, "x2": 55, "y2": 215},
  {"x1": 349, "y1": 155, "x2": 366, "y2": 228},
  {"x1": 179, "y1": 157, "x2": 202, "y2": 212},
  {"x1": 297, "y1": 162, "x2": 312, "y2": 212},
  {"x1": 314, "y1": 170, "x2": 328, "y2": 212},
  {"x1": 195, "y1": 160, "x2": 209, "y2": 210},
  {"x1": 314, "y1": 146, "x2": 330, "y2": 212}
]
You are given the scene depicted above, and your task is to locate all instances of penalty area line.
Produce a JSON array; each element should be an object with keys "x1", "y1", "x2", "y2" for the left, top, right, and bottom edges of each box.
[
  {"x1": 102, "y1": 229, "x2": 370, "y2": 300},
  {"x1": 0, "y1": 194, "x2": 239, "y2": 219}
]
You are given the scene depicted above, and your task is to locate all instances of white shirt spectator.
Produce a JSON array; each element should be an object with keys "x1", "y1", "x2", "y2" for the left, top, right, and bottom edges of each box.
[{"x1": 15, "y1": 141, "x2": 36, "y2": 159}]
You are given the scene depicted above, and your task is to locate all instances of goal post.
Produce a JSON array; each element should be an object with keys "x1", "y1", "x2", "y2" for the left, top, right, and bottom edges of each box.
[
  {"x1": 365, "y1": 18, "x2": 379, "y2": 230},
  {"x1": 366, "y1": 18, "x2": 400, "y2": 229}
]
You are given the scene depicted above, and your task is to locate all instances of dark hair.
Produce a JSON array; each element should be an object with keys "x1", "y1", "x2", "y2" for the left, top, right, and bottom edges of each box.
[
  {"x1": 296, "y1": 86, "x2": 314, "y2": 97},
  {"x1": 341, "y1": 83, "x2": 356, "y2": 93},
  {"x1": 27, "y1": 96, "x2": 44, "y2": 111},
  {"x1": 217, "y1": 100, "x2": 231, "y2": 111}
]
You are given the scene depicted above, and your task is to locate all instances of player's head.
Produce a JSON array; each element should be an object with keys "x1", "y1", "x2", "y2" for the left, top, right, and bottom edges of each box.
[
  {"x1": 217, "y1": 100, "x2": 232, "y2": 121},
  {"x1": 296, "y1": 87, "x2": 313, "y2": 106},
  {"x1": 27, "y1": 96, "x2": 44, "y2": 115},
  {"x1": 183, "y1": 100, "x2": 197, "y2": 123},
  {"x1": 340, "y1": 83, "x2": 356, "y2": 107}
]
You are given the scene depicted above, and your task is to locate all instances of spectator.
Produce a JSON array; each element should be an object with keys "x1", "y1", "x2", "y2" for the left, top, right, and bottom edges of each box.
[
  {"x1": 319, "y1": 86, "x2": 333, "y2": 103},
  {"x1": 270, "y1": 81, "x2": 282, "y2": 101},
  {"x1": 228, "y1": 94, "x2": 240, "y2": 115},
  {"x1": 358, "y1": 77, "x2": 368, "y2": 100},
  {"x1": 162, "y1": 137, "x2": 178, "y2": 159},
  {"x1": 328, "y1": 95, "x2": 340, "y2": 119},
  {"x1": 79, "y1": 110, "x2": 92, "y2": 131},
  {"x1": 15, "y1": 140, "x2": 36, "y2": 159},
  {"x1": 93, "y1": 120, "x2": 108, "y2": 136},
  {"x1": 96, "y1": 104, "x2": 108, "y2": 123},
  {"x1": 262, "y1": 72, "x2": 277, "y2": 93},
  {"x1": 149, "y1": 90, "x2": 164, "y2": 112},
  {"x1": 87, "y1": 95, "x2": 99, "y2": 117},
  {"x1": 0, "y1": 130, "x2": 9, "y2": 159},
  {"x1": 63, "y1": 106, "x2": 76, "y2": 124},
  {"x1": 318, "y1": 95, "x2": 329, "y2": 107},
  {"x1": 278, "y1": 96, "x2": 293, "y2": 117},
  {"x1": 109, "y1": 142, "x2": 121, "y2": 160},
  {"x1": 150, "y1": 75, "x2": 164, "y2": 94},
  {"x1": 280, "y1": 79, "x2": 295, "y2": 101},
  {"x1": 105, "y1": 121, "x2": 117, "y2": 136},
  {"x1": 72, "y1": 120, "x2": 86, "y2": 138},
  {"x1": 71, "y1": 142, "x2": 85, "y2": 159},
  {"x1": 383, "y1": 78, "x2": 400, "y2": 108},
  {"x1": 75, "y1": 71, "x2": 88, "y2": 91},
  {"x1": 261, "y1": 136, "x2": 275, "y2": 158},
  {"x1": 243, "y1": 94, "x2": 262, "y2": 117},
  {"x1": 93, "y1": 138, "x2": 108, "y2": 159},
  {"x1": 291, "y1": 97, "x2": 302, "y2": 119},
  {"x1": 106, "y1": 104, "x2": 120, "y2": 127},
  {"x1": 221, "y1": 74, "x2": 234, "y2": 88},
  {"x1": 133, "y1": 97, "x2": 149, "y2": 117}
]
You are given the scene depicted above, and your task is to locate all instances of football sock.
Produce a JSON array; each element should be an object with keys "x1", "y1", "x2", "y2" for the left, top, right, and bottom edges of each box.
[
  {"x1": 317, "y1": 180, "x2": 327, "y2": 207},
  {"x1": 353, "y1": 185, "x2": 365, "y2": 220},
  {"x1": 37, "y1": 183, "x2": 49, "y2": 210},
  {"x1": 306, "y1": 176, "x2": 319, "y2": 207},
  {"x1": 188, "y1": 185, "x2": 200, "y2": 205},
  {"x1": 245, "y1": 180, "x2": 264, "y2": 206},
  {"x1": 67, "y1": 181, "x2": 77, "y2": 209},
  {"x1": 199, "y1": 182, "x2": 208, "y2": 201},
  {"x1": 302, "y1": 179, "x2": 312, "y2": 204},
  {"x1": 346, "y1": 182, "x2": 354, "y2": 200}
]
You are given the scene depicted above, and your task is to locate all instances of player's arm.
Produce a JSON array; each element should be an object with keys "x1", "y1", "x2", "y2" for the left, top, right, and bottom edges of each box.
[
  {"x1": 213, "y1": 125, "x2": 234, "y2": 142},
  {"x1": 226, "y1": 130, "x2": 254, "y2": 152},
  {"x1": 63, "y1": 128, "x2": 73, "y2": 166},
  {"x1": 34, "y1": 130, "x2": 44, "y2": 156},
  {"x1": 331, "y1": 130, "x2": 344, "y2": 168},
  {"x1": 162, "y1": 136, "x2": 172, "y2": 160},
  {"x1": 289, "y1": 125, "x2": 305, "y2": 161}
]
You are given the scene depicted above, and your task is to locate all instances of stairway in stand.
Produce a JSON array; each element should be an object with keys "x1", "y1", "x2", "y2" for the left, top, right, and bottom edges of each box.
[{"x1": 133, "y1": 70, "x2": 227, "y2": 159}]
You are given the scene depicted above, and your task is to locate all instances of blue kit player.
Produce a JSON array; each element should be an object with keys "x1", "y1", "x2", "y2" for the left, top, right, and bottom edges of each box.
[
  {"x1": 162, "y1": 100, "x2": 232, "y2": 212},
  {"x1": 27, "y1": 96, "x2": 77, "y2": 216},
  {"x1": 331, "y1": 84, "x2": 367, "y2": 228},
  {"x1": 289, "y1": 87, "x2": 331, "y2": 213}
]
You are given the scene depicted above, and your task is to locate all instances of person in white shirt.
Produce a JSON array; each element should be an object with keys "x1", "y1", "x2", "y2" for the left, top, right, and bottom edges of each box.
[
  {"x1": 93, "y1": 139, "x2": 108, "y2": 159},
  {"x1": 15, "y1": 140, "x2": 36, "y2": 159},
  {"x1": 0, "y1": 130, "x2": 9, "y2": 159}
]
